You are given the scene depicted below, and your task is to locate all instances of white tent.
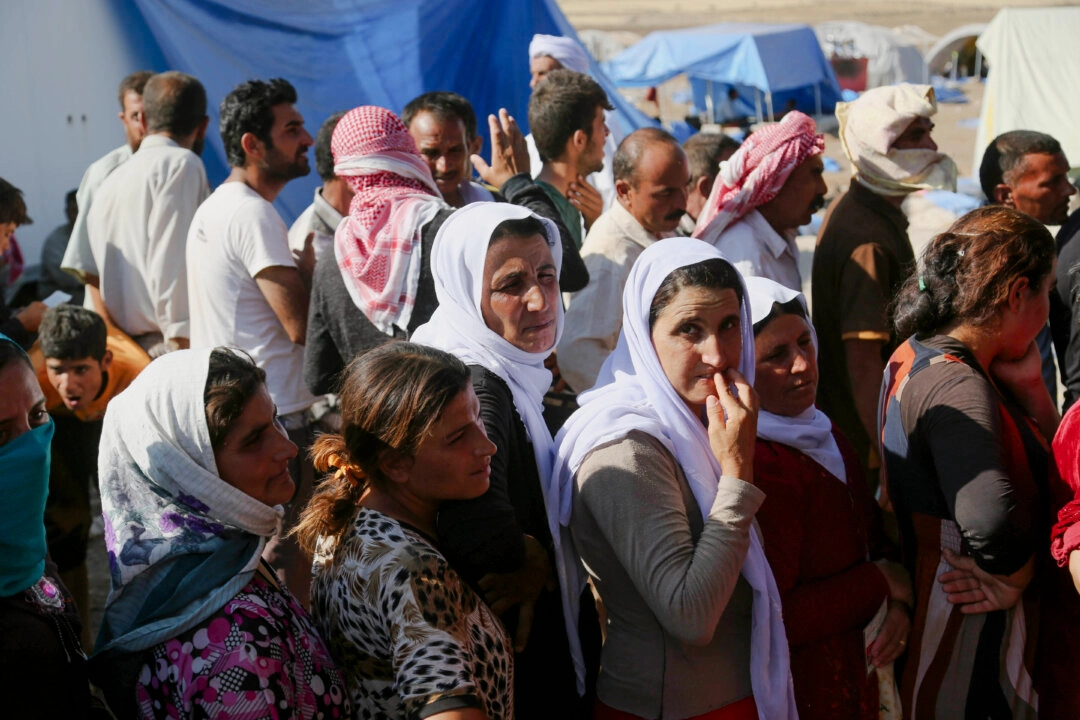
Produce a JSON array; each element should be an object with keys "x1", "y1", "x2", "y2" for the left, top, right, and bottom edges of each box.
[
  {"x1": 815, "y1": 21, "x2": 928, "y2": 89},
  {"x1": 975, "y1": 7, "x2": 1080, "y2": 169},
  {"x1": 925, "y1": 23, "x2": 987, "y2": 77}
]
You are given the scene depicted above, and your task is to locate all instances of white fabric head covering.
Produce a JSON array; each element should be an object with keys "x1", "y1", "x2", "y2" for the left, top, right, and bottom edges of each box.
[
  {"x1": 529, "y1": 33, "x2": 591, "y2": 74},
  {"x1": 745, "y1": 276, "x2": 846, "y2": 484},
  {"x1": 95, "y1": 348, "x2": 283, "y2": 655},
  {"x1": 838, "y1": 83, "x2": 958, "y2": 196},
  {"x1": 411, "y1": 203, "x2": 577, "y2": 686},
  {"x1": 554, "y1": 237, "x2": 797, "y2": 719}
]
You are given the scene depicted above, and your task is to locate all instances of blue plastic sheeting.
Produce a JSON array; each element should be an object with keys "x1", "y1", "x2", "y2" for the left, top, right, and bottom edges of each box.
[
  {"x1": 603, "y1": 23, "x2": 842, "y2": 119},
  {"x1": 126, "y1": 0, "x2": 655, "y2": 224}
]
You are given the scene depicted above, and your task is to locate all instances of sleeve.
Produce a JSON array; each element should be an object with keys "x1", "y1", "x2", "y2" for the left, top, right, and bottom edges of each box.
[
  {"x1": 839, "y1": 243, "x2": 895, "y2": 342},
  {"x1": 576, "y1": 434, "x2": 765, "y2": 645},
  {"x1": 1051, "y1": 403, "x2": 1080, "y2": 565},
  {"x1": 303, "y1": 256, "x2": 344, "y2": 396},
  {"x1": 1057, "y1": 238, "x2": 1080, "y2": 408},
  {"x1": 62, "y1": 165, "x2": 102, "y2": 279},
  {"x1": 147, "y1": 160, "x2": 209, "y2": 340},
  {"x1": 557, "y1": 254, "x2": 626, "y2": 393},
  {"x1": 437, "y1": 369, "x2": 528, "y2": 584},
  {"x1": 904, "y1": 364, "x2": 1035, "y2": 575},
  {"x1": 499, "y1": 173, "x2": 588, "y2": 292},
  {"x1": 753, "y1": 444, "x2": 889, "y2": 647},
  {"x1": 235, "y1": 200, "x2": 296, "y2": 277},
  {"x1": 386, "y1": 553, "x2": 488, "y2": 717}
]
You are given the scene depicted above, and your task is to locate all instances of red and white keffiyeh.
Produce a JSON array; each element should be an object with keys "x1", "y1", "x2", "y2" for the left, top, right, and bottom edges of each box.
[
  {"x1": 693, "y1": 111, "x2": 824, "y2": 240},
  {"x1": 331, "y1": 106, "x2": 448, "y2": 334}
]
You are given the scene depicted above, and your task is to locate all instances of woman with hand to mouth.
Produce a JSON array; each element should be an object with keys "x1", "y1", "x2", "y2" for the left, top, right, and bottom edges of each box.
[
  {"x1": 745, "y1": 276, "x2": 910, "y2": 720},
  {"x1": 90, "y1": 348, "x2": 348, "y2": 719},
  {"x1": 410, "y1": 203, "x2": 600, "y2": 718},
  {"x1": 555, "y1": 238, "x2": 797, "y2": 720},
  {"x1": 297, "y1": 342, "x2": 512, "y2": 720}
]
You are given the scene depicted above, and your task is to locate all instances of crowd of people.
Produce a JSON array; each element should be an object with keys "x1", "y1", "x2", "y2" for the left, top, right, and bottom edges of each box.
[{"x1": 3, "y1": 31, "x2": 1080, "y2": 720}]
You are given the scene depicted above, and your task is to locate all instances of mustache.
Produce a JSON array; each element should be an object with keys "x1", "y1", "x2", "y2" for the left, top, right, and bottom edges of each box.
[
  {"x1": 809, "y1": 194, "x2": 826, "y2": 214},
  {"x1": 665, "y1": 209, "x2": 686, "y2": 222}
]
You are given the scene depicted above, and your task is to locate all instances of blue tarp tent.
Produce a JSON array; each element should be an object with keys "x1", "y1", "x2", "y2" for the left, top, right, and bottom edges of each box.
[
  {"x1": 4, "y1": 0, "x2": 654, "y2": 260},
  {"x1": 602, "y1": 23, "x2": 843, "y2": 122}
]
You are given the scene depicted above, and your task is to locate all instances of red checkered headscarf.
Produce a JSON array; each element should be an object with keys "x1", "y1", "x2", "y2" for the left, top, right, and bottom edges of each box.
[
  {"x1": 331, "y1": 106, "x2": 447, "y2": 334},
  {"x1": 693, "y1": 111, "x2": 824, "y2": 239}
]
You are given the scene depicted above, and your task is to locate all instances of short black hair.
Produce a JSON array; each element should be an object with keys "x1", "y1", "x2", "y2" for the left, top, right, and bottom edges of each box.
[
  {"x1": 649, "y1": 258, "x2": 743, "y2": 329},
  {"x1": 220, "y1": 78, "x2": 298, "y2": 168},
  {"x1": 528, "y1": 69, "x2": 612, "y2": 163},
  {"x1": 979, "y1": 130, "x2": 1064, "y2": 201},
  {"x1": 39, "y1": 306, "x2": 107, "y2": 361},
  {"x1": 315, "y1": 111, "x2": 348, "y2": 181},
  {"x1": 142, "y1": 71, "x2": 207, "y2": 137},
  {"x1": 683, "y1": 133, "x2": 741, "y2": 185},
  {"x1": 489, "y1": 216, "x2": 549, "y2": 247},
  {"x1": 117, "y1": 70, "x2": 154, "y2": 109},
  {"x1": 402, "y1": 91, "x2": 479, "y2": 141},
  {"x1": 0, "y1": 178, "x2": 31, "y2": 226},
  {"x1": 613, "y1": 127, "x2": 682, "y2": 185}
]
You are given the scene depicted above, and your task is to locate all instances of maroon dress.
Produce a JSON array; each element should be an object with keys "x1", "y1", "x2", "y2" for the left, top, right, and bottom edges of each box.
[{"x1": 754, "y1": 428, "x2": 891, "y2": 720}]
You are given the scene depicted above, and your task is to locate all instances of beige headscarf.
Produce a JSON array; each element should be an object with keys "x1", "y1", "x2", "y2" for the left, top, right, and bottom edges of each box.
[{"x1": 838, "y1": 84, "x2": 958, "y2": 197}]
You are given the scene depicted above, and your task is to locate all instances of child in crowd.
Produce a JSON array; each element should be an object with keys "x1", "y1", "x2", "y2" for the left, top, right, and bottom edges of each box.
[{"x1": 31, "y1": 305, "x2": 149, "y2": 643}]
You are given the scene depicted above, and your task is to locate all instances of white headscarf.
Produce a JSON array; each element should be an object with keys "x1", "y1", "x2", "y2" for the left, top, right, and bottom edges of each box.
[
  {"x1": 410, "y1": 204, "x2": 576, "y2": 682},
  {"x1": 529, "y1": 33, "x2": 591, "y2": 74},
  {"x1": 837, "y1": 83, "x2": 958, "y2": 197},
  {"x1": 554, "y1": 237, "x2": 797, "y2": 719},
  {"x1": 95, "y1": 348, "x2": 283, "y2": 656},
  {"x1": 745, "y1": 276, "x2": 847, "y2": 484}
]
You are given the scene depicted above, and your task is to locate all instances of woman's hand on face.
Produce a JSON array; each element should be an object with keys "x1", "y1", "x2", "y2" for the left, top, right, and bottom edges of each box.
[
  {"x1": 938, "y1": 549, "x2": 1034, "y2": 614},
  {"x1": 989, "y1": 340, "x2": 1044, "y2": 399},
  {"x1": 706, "y1": 368, "x2": 759, "y2": 483},
  {"x1": 868, "y1": 601, "x2": 911, "y2": 668},
  {"x1": 478, "y1": 535, "x2": 553, "y2": 652},
  {"x1": 874, "y1": 559, "x2": 914, "y2": 607}
]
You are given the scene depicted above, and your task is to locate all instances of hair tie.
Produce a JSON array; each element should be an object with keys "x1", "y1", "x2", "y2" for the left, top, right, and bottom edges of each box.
[
  {"x1": 918, "y1": 275, "x2": 927, "y2": 293},
  {"x1": 327, "y1": 453, "x2": 364, "y2": 486}
]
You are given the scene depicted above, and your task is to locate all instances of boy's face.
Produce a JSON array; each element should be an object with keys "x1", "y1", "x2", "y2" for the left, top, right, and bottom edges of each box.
[{"x1": 45, "y1": 352, "x2": 111, "y2": 412}]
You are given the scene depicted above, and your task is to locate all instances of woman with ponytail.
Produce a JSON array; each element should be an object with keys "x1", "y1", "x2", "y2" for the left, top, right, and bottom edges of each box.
[
  {"x1": 879, "y1": 205, "x2": 1058, "y2": 718},
  {"x1": 298, "y1": 342, "x2": 513, "y2": 720}
]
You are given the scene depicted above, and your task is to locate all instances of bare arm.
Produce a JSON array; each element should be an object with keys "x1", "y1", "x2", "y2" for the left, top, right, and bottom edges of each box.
[
  {"x1": 255, "y1": 265, "x2": 309, "y2": 345},
  {"x1": 845, "y1": 337, "x2": 886, "y2": 448}
]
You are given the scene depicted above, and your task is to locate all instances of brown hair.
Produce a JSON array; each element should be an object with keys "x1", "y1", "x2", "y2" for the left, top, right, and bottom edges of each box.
[
  {"x1": 293, "y1": 342, "x2": 471, "y2": 553},
  {"x1": 118, "y1": 70, "x2": 154, "y2": 109},
  {"x1": 0, "y1": 178, "x2": 31, "y2": 226},
  {"x1": 892, "y1": 205, "x2": 1054, "y2": 339},
  {"x1": 649, "y1": 258, "x2": 744, "y2": 329},
  {"x1": 528, "y1": 68, "x2": 613, "y2": 163},
  {"x1": 204, "y1": 348, "x2": 266, "y2": 450}
]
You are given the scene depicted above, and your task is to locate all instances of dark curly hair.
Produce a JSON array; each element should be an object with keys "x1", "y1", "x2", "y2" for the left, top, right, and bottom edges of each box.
[{"x1": 220, "y1": 78, "x2": 298, "y2": 168}]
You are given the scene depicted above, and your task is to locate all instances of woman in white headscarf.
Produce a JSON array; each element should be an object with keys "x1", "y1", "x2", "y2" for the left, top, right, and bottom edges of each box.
[
  {"x1": 90, "y1": 348, "x2": 348, "y2": 719},
  {"x1": 411, "y1": 202, "x2": 600, "y2": 719},
  {"x1": 745, "y1": 276, "x2": 910, "y2": 720},
  {"x1": 554, "y1": 237, "x2": 796, "y2": 720}
]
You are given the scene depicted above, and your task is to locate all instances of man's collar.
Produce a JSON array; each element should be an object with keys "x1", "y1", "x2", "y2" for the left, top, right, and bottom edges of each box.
[
  {"x1": 742, "y1": 210, "x2": 796, "y2": 258},
  {"x1": 610, "y1": 200, "x2": 674, "y2": 245},
  {"x1": 136, "y1": 134, "x2": 181, "y2": 152}
]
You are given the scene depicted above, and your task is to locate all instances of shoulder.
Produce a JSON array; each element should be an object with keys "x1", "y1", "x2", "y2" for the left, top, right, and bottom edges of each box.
[{"x1": 578, "y1": 429, "x2": 679, "y2": 488}]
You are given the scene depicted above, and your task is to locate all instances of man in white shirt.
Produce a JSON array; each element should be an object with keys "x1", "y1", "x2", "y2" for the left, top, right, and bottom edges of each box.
[
  {"x1": 558, "y1": 128, "x2": 689, "y2": 393},
  {"x1": 86, "y1": 71, "x2": 210, "y2": 353},
  {"x1": 693, "y1": 111, "x2": 826, "y2": 292},
  {"x1": 63, "y1": 71, "x2": 153, "y2": 302},
  {"x1": 186, "y1": 77, "x2": 315, "y2": 604},
  {"x1": 287, "y1": 111, "x2": 351, "y2": 263}
]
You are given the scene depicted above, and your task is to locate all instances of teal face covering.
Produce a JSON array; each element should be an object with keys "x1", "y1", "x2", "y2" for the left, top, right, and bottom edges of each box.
[{"x1": 0, "y1": 419, "x2": 54, "y2": 596}]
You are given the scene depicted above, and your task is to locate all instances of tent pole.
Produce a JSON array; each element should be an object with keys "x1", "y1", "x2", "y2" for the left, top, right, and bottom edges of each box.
[
  {"x1": 974, "y1": 50, "x2": 983, "y2": 79},
  {"x1": 755, "y1": 89, "x2": 763, "y2": 123},
  {"x1": 814, "y1": 84, "x2": 821, "y2": 116},
  {"x1": 766, "y1": 91, "x2": 774, "y2": 122},
  {"x1": 705, "y1": 79, "x2": 715, "y2": 123}
]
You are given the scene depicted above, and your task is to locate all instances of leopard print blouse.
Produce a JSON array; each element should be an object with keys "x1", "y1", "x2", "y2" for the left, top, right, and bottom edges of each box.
[{"x1": 311, "y1": 507, "x2": 513, "y2": 719}]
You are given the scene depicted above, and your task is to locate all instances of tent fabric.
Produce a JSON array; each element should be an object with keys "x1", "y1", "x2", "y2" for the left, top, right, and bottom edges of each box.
[
  {"x1": 125, "y1": 0, "x2": 654, "y2": 225},
  {"x1": 601, "y1": 23, "x2": 842, "y2": 119},
  {"x1": 974, "y1": 7, "x2": 1080, "y2": 172},
  {"x1": 925, "y1": 23, "x2": 986, "y2": 76},
  {"x1": 815, "y1": 21, "x2": 928, "y2": 89}
]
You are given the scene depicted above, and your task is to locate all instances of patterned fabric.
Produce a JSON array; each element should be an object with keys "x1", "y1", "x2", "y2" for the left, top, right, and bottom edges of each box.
[
  {"x1": 94, "y1": 349, "x2": 282, "y2": 660},
  {"x1": 879, "y1": 337, "x2": 1039, "y2": 720},
  {"x1": 837, "y1": 84, "x2": 958, "y2": 197},
  {"x1": 331, "y1": 106, "x2": 447, "y2": 334},
  {"x1": 693, "y1": 111, "x2": 824, "y2": 239},
  {"x1": 135, "y1": 570, "x2": 349, "y2": 719},
  {"x1": 311, "y1": 507, "x2": 513, "y2": 720}
]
